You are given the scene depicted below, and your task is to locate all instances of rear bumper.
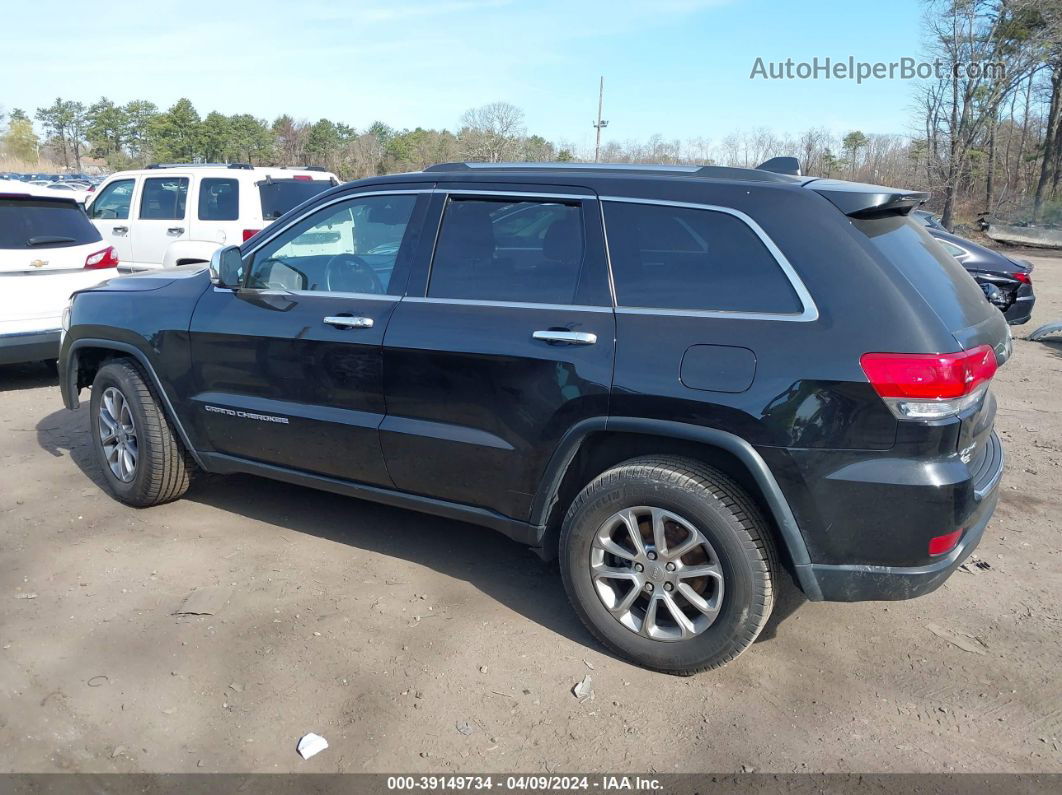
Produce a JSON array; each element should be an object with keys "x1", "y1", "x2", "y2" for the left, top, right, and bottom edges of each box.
[
  {"x1": 1004, "y1": 293, "x2": 1035, "y2": 325},
  {"x1": 0, "y1": 328, "x2": 61, "y2": 366},
  {"x1": 794, "y1": 431, "x2": 1004, "y2": 602},
  {"x1": 800, "y1": 487, "x2": 996, "y2": 601}
]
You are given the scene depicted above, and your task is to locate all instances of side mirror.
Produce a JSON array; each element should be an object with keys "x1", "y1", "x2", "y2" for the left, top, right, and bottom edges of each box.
[{"x1": 209, "y1": 245, "x2": 244, "y2": 288}]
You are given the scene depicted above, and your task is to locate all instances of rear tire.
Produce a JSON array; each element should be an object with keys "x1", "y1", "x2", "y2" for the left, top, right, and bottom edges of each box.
[
  {"x1": 559, "y1": 456, "x2": 777, "y2": 674},
  {"x1": 89, "y1": 359, "x2": 193, "y2": 506}
]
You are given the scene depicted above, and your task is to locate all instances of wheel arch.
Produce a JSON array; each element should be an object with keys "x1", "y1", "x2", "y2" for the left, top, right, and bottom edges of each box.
[
  {"x1": 63, "y1": 338, "x2": 206, "y2": 469},
  {"x1": 531, "y1": 417, "x2": 821, "y2": 599}
]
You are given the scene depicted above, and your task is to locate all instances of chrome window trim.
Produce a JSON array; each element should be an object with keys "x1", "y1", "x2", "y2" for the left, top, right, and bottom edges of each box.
[
  {"x1": 438, "y1": 190, "x2": 593, "y2": 201},
  {"x1": 598, "y1": 195, "x2": 819, "y2": 323},
  {"x1": 403, "y1": 296, "x2": 612, "y2": 313},
  {"x1": 288, "y1": 289, "x2": 399, "y2": 302}
]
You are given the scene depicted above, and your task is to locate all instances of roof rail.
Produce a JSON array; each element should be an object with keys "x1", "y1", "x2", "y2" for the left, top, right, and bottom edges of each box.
[
  {"x1": 145, "y1": 162, "x2": 254, "y2": 170},
  {"x1": 280, "y1": 165, "x2": 327, "y2": 172},
  {"x1": 422, "y1": 161, "x2": 795, "y2": 183}
]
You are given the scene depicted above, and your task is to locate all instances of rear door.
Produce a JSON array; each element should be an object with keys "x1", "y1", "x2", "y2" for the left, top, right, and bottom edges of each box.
[
  {"x1": 130, "y1": 173, "x2": 191, "y2": 269},
  {"x1": 187, "y1": 186, "x2": 432, "y2": 486},
  {"x1": 192, "y1": 175, "x2": 241, "y2": 247},
  {"x1": 380, "y1": 185, "x2": 615, "y2": 521},
  {"x1": 86, "y1": 176, "x2": 137, "y2": 264}
]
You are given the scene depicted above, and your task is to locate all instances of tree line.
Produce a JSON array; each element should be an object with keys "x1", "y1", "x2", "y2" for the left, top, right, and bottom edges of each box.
[
  {"x1": 1, "y1": 0, "x2": 1059, "y2": 228},
  {"x1": 0, "y1": 97, "x2": 571, "y2": 182}
]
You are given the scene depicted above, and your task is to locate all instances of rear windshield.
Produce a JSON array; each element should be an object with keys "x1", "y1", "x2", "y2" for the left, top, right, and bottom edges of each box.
[
  {"x1": 852, "y1": 216, "x2": 991, "y2": 333},
  {"x1": 258, "y1": 179, "x2": 332, "y2": 221},
  {"x1": 0, "y1": 198, "x2": 102, "y2": 249}
]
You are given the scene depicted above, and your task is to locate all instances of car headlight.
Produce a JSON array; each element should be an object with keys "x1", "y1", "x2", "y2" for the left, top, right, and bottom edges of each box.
[{"x1": 61, "y1": 299, "x2": 73, "y2": 331}]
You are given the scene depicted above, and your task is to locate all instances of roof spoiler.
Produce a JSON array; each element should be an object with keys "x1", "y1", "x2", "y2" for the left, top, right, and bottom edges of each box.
[
  {"x1": 802, "y1": 178, "x2": 929, "y2": 218},
  {"x1": 756, "y1": 156, "x2": 801, "y2": 176}
]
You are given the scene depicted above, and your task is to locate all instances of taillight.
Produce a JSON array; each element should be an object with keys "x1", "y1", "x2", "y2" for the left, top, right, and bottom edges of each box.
[
  {"x1": 292, "y1": 174, "x2": 312, "y2": 181},
  {"x1": 84, "y1": 246, "x2": 119, "y2": 270},
  {"x1": 860, "y1": 345, "x2": 997, "y2": 420},
  {"x1": 1012, "y1": 271, "x2": 1030, "y2": 285},
  {"x1": 242, "y1": 228, "x2": 261, "y2": 242}
]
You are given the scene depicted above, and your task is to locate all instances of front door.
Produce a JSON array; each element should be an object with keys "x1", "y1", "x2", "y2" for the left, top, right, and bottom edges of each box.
[
  {"x1": 130, "y1": 174, "x2": 191, "y2": 269},
  {"x1": 381, "y1": 187, "x2": 616, "y2": 521},
  {"x1": 188, "y1": 188, "x2": 431, "y2": 487},
  {"x1": 86, "y1": 177, "x2": 137, "y2": 265}
]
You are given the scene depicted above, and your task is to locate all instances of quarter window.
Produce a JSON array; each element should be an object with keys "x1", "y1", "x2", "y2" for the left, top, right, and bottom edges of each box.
[
  {"x1": 247, "y1": 194, "x2": 416, "y2": 294},
  {"x1": 428, "y1": 198, "x2": 585, "y2": 304},
  {"x1": 89, "y1": 179, "x2": 135, "y2": 220},
  {"x1": 198, "y1": 178, "x2": 239, "y2": 221},
  {"x1": 603, "y1": 202, "x2": 802, "y2": 314},
  {"x1": 139, "y1": 177, "x2": 189, "y2": 220}
]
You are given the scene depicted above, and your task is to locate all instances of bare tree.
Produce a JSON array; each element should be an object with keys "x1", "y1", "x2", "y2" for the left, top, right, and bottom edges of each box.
[{"x1": 458, "y1": 102, "x2": 526, "y2": 162}]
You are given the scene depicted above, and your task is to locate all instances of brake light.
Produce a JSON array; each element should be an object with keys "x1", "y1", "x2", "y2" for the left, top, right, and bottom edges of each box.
[
  {"x1": 84, "y1": 246, "x2": 119, "y2": 270},
  {"x1": 860, "y1": 345, "x2": 997, "y2": 420},
  {"x1": 928, "y1": 529, "x2": 962, "y2": 556},
  {"x1": 291, "y1": 174, "x2": 312, "y2": 181},
  {"x1": 242, "y1": 228, "x2": 261, "y2": 242},
  {"x1": 1012, "y1": 271, "x2": 1030, "y2": 285}
]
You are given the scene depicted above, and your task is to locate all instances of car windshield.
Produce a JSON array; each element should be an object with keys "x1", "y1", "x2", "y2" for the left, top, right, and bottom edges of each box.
[
  {"x1": 258, "y1": 179, "x2": 332, "y2": 220},
  {"x1": 0, "y1": 198, "x2": 102, "y2": 249}
]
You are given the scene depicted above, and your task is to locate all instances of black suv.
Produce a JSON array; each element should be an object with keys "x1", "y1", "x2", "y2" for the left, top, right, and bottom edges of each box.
[{"x1": 59, "y1": 162, "x2": 1010, "y2": 673}]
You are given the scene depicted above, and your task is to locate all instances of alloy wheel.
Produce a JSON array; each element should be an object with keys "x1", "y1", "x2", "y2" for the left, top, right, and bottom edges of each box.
[
  {"x1": 98, "y1": 386, "x2": 138, "y2": 483},
  {"x1": 590, "y1": 506, "x2": 724, "y2": 641}
]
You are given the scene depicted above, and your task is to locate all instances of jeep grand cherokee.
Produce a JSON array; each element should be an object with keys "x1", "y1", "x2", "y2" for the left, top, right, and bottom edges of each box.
[{"x1": 59, "y1": 161, "x2": 1009, "y2": 673}]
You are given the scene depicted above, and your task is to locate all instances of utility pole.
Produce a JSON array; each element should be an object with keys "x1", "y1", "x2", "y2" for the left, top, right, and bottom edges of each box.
[{"x1": 593, "y1": 76, "x2": 608, "y2": 162}]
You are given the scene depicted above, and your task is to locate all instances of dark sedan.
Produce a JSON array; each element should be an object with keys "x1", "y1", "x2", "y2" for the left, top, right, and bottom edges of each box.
[{"x1": 913, "y1": 210, "x2": 1035, "y2": 325}]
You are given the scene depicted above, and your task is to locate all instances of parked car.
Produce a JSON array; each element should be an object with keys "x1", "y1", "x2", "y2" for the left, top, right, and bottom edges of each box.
[
  {"x1": 43, "y1": 182, "x2": 92, "y2": 204},
  {"x1": 913, "y1": 210, "x2": 1036, "y2": 325},
  {"x1": 84, "y1": 164, "x2": 338, "y2": 272},
  {"x1": 59, "y1": 161, "x2": 1009, "y2": 673},
  {"x1": 0, "y1": 182, "x2": 118, "y2": 366}
]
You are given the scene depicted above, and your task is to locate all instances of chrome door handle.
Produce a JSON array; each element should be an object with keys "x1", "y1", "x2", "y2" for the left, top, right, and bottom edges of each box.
[
  {"x1": 166, "y1": 226, "x2": 185, "y2": 236},
  {"x1": 112, "y1": 226, "x2": 128, "y2": 235},
  {"x1": 532, "y1": 330, "x2": 597, "y2": 345},
  {"x1": 324, "y1": 315, "x2": 374, "y2": 329}
]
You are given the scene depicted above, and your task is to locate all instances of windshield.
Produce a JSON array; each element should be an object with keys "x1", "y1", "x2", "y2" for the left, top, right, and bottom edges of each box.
[
  {"x1": 258, "y1": 180, "x2": 332, "y2": 221},
  {"x1": 0, "y1": 198, "x2": 102, "y2": 249}
]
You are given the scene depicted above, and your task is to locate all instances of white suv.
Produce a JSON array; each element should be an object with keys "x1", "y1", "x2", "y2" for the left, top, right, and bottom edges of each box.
[
  {"x1": 84, "y1": 164, "x2": 338, "y2": 271},
  {"x1": 0, "y1": 182, "x2": 118, "y2": 365}
]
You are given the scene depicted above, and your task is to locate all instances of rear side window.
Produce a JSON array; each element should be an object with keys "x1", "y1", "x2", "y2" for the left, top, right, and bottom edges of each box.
[
  {"x1": 89, "y1": 179, "x2": 134, "y2": 219},
  {"x1": 853, "y1": 216, "x2": 991, "y2": 332},
  {"x1": 603, "y1": 202, "x2": 802, "y2": 313},
  {"x1": 258, "y1": 179, "x2": 332, "y2": 220},
  {"x1": 198, "y1": 178, "x2": 239, "y2": 221},
  {"x1": 140, "y1": 177, "x2": 188, "y2": 220},
  {"x1": 429, "y1": 198, "x2": 585, "y2": 304},
  {"x1": 0, "y1": 198, "x2": 102, "y2": 249}
]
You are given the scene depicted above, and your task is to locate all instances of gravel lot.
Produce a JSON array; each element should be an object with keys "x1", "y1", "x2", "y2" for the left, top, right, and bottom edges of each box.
[{"x1": 1, "y1": 255, "x2": 1060, "y2": 774}]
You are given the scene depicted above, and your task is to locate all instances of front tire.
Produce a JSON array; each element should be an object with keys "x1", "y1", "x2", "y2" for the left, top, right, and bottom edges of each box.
[
  {"x1": 89, "y1": 359, "x2": 193, "y2": 506},
  {"x1": 560, "y1": 456, "x2": 777, "y2": 674}
]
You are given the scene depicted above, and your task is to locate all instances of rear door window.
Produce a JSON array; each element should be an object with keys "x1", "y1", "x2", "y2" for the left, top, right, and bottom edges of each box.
[
  {"x1": 258, "y1": 179, "x2": 332, "y2": 221},
  {"x1": 198, "y1": 178, "x2": 240, "y2": 221},
  {"x1": 88, "y1": 179, "x2": 134, "y2": 219},
  {"x1": 428, "y1": 198, "x2": 585, "y2": 304},
  {"x1": 603, "y1": 201, "x2": 802, "y2": 314},
  {"x1": 0, "y1": 198, "x2": 102, "y2": 249},
  {"x1": 852, "y1": 216, "x2": 991, "y2": 332},
  {"x1": 139, "y1": 177, "x2": 188, "y2": 220}
]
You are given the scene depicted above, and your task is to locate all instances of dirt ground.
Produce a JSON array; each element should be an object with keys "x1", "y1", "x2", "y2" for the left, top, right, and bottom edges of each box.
[{"x1": 1, "y1": 257, "x2": 1060, "y2": 775}]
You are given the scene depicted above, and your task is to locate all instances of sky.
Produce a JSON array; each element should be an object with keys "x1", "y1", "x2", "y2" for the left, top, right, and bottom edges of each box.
[{"x1": 1, "y1": 0, "x2": 930, "y2": 154}]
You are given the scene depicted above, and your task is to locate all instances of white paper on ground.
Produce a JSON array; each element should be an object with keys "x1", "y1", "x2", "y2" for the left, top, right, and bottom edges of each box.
[{"x1": 297, "y1": 732, "x2": 329, "y2": 759}]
